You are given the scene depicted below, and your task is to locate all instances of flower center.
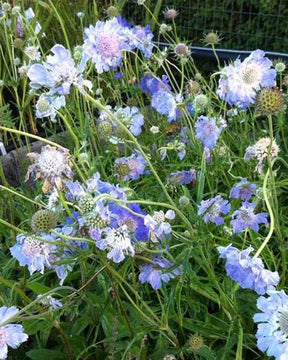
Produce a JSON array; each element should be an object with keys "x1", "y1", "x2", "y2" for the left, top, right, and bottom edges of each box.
[
  {"x1": 153, "y1": 211, "x2": 165, "y2": 224},
  {"x1": 239, "y1": 209, "x2": 252, "y2": 222},
  {"x1": 22, "y1": 237, "x2": 43, "y2": 257},
  {"x1": 112, "y1": 229, "x2": 131, "y2": 249},
  {"x1": 98, "y1": 34, "x2": 121, "y2": 58},
  {"x1": 37, "y1": 98, "x2": 50, "y2": 113},
  {"x1": 206, "y1": 203, "x2": 220, "y2": 218},
  {"x1": 242, "y1": 67, "x2": 259, "y2": 85}
]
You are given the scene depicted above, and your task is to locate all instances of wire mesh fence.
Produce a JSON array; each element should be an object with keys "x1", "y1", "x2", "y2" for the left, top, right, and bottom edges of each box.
[{"x1": 124, "y1": 0, "x2": 288, "y2": 52}]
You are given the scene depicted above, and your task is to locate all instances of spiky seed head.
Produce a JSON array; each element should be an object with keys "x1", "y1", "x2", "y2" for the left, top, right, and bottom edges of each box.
[
  {"x1": 78, "y1": 195, "x2": 95, "y2": 213},
  {"x1": 204, "y1": 32, "x2": 221, "y2": 46},
  {"x1": 188, "y1": 334, "x2": 205, "y2": 351},
  {"x1": 31, "y1": 210, "x2": 56, "y2": 233},
  {"x1": 165, "y1": 8, "x2": 178, "y2": 20},
  {"x1": 84, "y1": 213, "x2": 107, "y2": 229},
  {"x1": 97, "y1": 121, "x2": 113, "y2": 137},
  {"x1": 256, "y1": 87, "x2": 285, "y2": 116},
  {"x1": 186, "y1": 80, "x2": 202, "y2": 97},
  {"x1": 174, "y1": 43, "x2": 189, "y2": 57}
]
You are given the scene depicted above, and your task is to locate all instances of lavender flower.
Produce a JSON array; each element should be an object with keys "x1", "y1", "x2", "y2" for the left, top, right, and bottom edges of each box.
[
  {"x1": 110, "y1": 202, "x2": 149, "y2": 242},
  {"x1": 27, "y1": 44, "x2": 92, "y2": 96},
  {"x1": 96, "y1": 225, "x2": 135, "y2": 263},
  {"x1": 167, "y1": 169, "x2": 197, "y2": 185},
  {"x1": 144, "y1": 210, "x2": 175, "y2": 242},
  {"x1": 195, "y1": 116, "x2": 222, "y2": 149},
  {"x1": 25, "y1": 145, "x2": 73, "y2": 193},
  {"x1": 130, "y1": 25, "x2": 154, "y2": 58},
  {"x1": 139, "y1": 257, "x2": 181, "y2": 290},
  {"x1": 114, "y1": 151, "x2": 147, "y2": 181},
  {"x1": 198, "y1": 195, "x2": 231, "y2": 226},
  {"x1": 140, "y1": 74, "x2": 171, "y2": 96},
  {"x1": 218, "y1": 244, "x2": 279, "y2": 294},
  {"x1": 254, "y1": 290, "x2": 288, "y2": 359},
  {"x1": 230, "y1": 201, "x2": 268, "y2": 233},
  {"x1": 151, "y1": 90, "x2": 178, "y2": 122},
  {"x1": 83, "y1": 18, "x2": 132, "y2": 73},
  {"x1": 217, "y1": 49, "x2": 276, "y2": 108},
  {"x1": 0, "y1": 306, "x2": 28, "y2": 360},
  {"x1": 229, "y1": 178, "x2": 257, "y2": 201}
]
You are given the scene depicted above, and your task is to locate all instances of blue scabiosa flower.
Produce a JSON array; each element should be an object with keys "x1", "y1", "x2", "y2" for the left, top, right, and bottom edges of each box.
[
  {"x1": 0, "y1": 306, "x2": 28, "y2": 360},
  {"x1": 231, "y1": 201, "x2": 268, "y2": 233},
  {"x1": 144, "y1": 210, "x2": 175, "y2": 242},
  {"x1": 218, "y1": 245, "x2": 279, "y2": 294},
  {"x1": 130, "y1": 25, "x2": 154, "y2": 58},
  {"x1": 198, "y1": 195, "x2": 231, "y2": 226},
  {"x1": 195, "y1": 116, "x2": 222, "y2": 149},
  {"x1": 110, "y1": 203, "x2": 149, "y2": 242},
  {"x1": 35, "y1": 94, "x2": 65, "y2": 121},
  {"x1": 27, "y1": 44, "x2": 92, "y2": 96},
  {"x1": 167, "y1": 168, "x2": 197, "y2": 185},
  {"x1": 151, "y1": 90, "x2": 178, "y2": 122},
  {"x1": 254, "y1": 290, "x2": 288, "y2": 359},
  {"x1": 10, "y1": 234, "x2": 56, "y2": 275},
  {"x1": 139, "y1": 257, "x2": 181, "y2": 290},
  {"x1": 114, "y1": 106, "x2": 145, "y2": 136},
  {"x1": 217, "y1": 49, "x2": 276, "y2": 108},
  {"x1": 83, "y1": 18, "x2": 132, "y2": 73},
  {"x1": 114, "y1": 151, "x2": 147, "y2": 181},
  {"x1": 229, "y1": 178, "x2": 257, "y2": 201},
  {"x1": 96, "y1": 225, "x2": 135, "y2": 263},
  {"x1": 140, "y1": 74, "x2": 171, "y2": 96}
]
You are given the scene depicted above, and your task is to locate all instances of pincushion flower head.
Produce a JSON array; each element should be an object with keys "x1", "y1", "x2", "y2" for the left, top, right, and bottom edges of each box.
[
  {"x1": 113, "y1": 106, "x2": 144, "y2": 137},
  {"x1": 25, "y1": 145, "x2": 73, "y2": 193},
  {"x1": 244, "y1": 137, "x2": 280, "y2": 174},
  {"x1": 229, "y1": 178, "x2": 257, "y2": 201},
  {"x1": 139, "y1": 257, "x2": 181, "y2": 290},
  {"x1": 230, "y1": 201, "x2": 268, "y2": 233},
  {"x1": 114, "y1": 151, "x2": 147, "y2": 181},
  {"x1": 218, "y1": 244, "x2": 279, "y2": 294},
  {"x1": 130, "y1": 25, "x2": 154, "y2": 58},
  {"x1": 254, "y1": 290, "x2": 288, "y2": 359},
  {"x1": 167, "y1": 168, "x2": 197, "y2": 186},
  {"x1": 96, "y1": 225, "x2": 135, "y2": 263},
  {"x1": 144, "y1": 210, "x2": 175, "y2": 242},
  {"x1": 35, "y1": 94, "x2": 65, "y2": 121},
  {"x1": 217, "y1": 49, "x2": 276, "y2": 108},
  {"x1": 0, "y1": 306, "x2": 28, "y2": 360},
  {"x1": 27, "y1": 44, "x2": 92, "y2": 96},
  {"x1": 198, "y1": 195, "x2": 231, "y2": 226},
  {"x1": 195, "y1": 116, "x2": 223, "y2": 149},
  {"x1": 83, "y1": 17, "x2": 132, "y2": 73}
]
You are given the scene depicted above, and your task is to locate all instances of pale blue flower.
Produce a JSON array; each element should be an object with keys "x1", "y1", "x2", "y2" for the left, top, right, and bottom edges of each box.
[
  {"x1": 254, "y1": 290, "x2": 288, "y2": 359},
  {"x1": 0, "y1": 306, "x2": 28, "y2": 360},
  {"x1": 114, "y1": 151, "x2": 147, "y2": 181},
  {"x1": 229, "y1": 178, "x2": 257, "y2": 201},
  {"x1": 144, "y1": 210, "x2": 175, "y2": 242},
  {"x1": 198, "y1": 195, "x2": 231, "y2": 226},
  {"x1": 218, "y1": 244, "x2": 279, "y2": 294},
  {"x1": 151, "y1": 90, "x2": 178, "y2": 122},
  {"x1": 231, "y1": 201, "x2": 268, "y2": 233},
  {"x1": 35, "y1": 94, "x2": 65, "y2": 121},
  {"x1": 217, "y1": 49, "x2": 276, "y2": 108},
  {"x1": 195, "y1": 116, "x2": 222, "y2": 149}
]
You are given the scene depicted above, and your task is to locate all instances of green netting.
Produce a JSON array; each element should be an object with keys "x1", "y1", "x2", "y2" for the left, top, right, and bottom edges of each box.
[{"x1": 124, "y1": 0, "x2": 288, "y2": 52}]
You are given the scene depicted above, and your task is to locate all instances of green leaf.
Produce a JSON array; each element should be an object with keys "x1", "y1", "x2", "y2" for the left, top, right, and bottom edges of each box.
[
  {"x1": 27, "y1": 282, "x2": 51, "y2": 295},
  {"x1": 26, "y1": 349, "x2": 68, "y2": 360}
]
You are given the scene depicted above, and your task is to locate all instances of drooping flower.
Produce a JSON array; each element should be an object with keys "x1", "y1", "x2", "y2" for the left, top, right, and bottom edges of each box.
[
  {"x1": 195, "y1": 116, "x2": 222, "y2": 149},
  {"x1": 139, "y1": 257, "x2": 181, "y2": 290},
  {"x1": 151, "y1": 90, "x2": 178, "y2": 122},
  {"x1": 0, "y1": 306, "x2": 28, "y2": 360},
  {"x1": 229, "y1": 178, "x2": 257, "y2": 201},
  {"x1": 230, "y1": 201, "x2": 268, "y2": 233},
  {"x1": 254, "y1": 290, "x2": 288, "y2": 359},
  {"x1": 144, "y1": 210, "x2": 175, "y2": 242},
  {"x1": 244, "y1": 137, "x2": 280, "y2": 174},
  {"x1": 198, "y1": 195, "x2": 231, "y2": 226},
  {"x1": 114, "y1": 151, "x2": 147, "y2": 181},
  {"x1": 217, "y1": 49, "x2": 276, "y2": 108},
  {"x1": 25, "y1": 145, "x2": 73, "y2": 193},
  {"x1": 218, "y1": 244, "x2": 279, "y2": 294},
  {"x1": 167, "y1": 169, "x2": 197, "y2": 185},
  {"x1": 96, "y1": 225, "x2": 135, "y2": 263},
  {"x1": 28, "y1": 44, "x2": 92, "y2": 96},
  {"x1": 83, "y1": 18, "x2": 132, "y2": 73}
]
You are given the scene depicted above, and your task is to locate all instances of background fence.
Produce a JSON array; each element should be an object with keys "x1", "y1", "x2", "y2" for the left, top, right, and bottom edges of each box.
[{"x1": 124, "y1": 0, "x2": 288, "y2": 53}]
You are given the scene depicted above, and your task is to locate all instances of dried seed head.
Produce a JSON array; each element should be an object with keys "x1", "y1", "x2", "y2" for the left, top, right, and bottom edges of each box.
[{"x1": 256, "y1": 87, "x2": 285, "y2": 116}]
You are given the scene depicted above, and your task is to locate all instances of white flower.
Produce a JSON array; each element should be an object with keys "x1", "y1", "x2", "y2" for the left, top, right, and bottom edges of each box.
[{"x1": 24, "y1": 46, "x2": 41, "y2": 61}]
